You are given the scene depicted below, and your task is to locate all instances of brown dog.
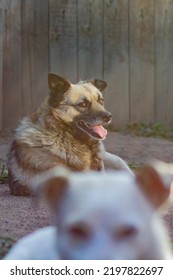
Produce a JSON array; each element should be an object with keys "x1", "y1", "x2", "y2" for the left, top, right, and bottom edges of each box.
[{"x1": 8, "y1": 73, "x2": 132, "y2": 195}]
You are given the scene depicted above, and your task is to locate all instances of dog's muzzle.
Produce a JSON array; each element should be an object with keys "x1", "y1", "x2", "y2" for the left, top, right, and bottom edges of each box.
[
  {"x1": 100, "y1": 111, "x2": 112, "y2": 124},
  {"x1": 77, "y1": 111, "x2": 112, "y2": 140}
]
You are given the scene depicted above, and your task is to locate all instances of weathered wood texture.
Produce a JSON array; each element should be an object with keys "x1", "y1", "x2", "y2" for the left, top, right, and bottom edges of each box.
[
  {"x1": 155, "y1": 0, "x2": 173, "y2": 124},
  {"x1": 0, "y1": 0, "x2": 173, "y2": 129},
  {"x1": 129, "y1": 0, "x2": 155, "y2": 124},
  {"x1": 103, "y1": 0, "x2": 129, "y2": 127},
  {"x1": 77, "y1": 0, "x2": 103, "y2": 80},
  {"x1": 0, "y1": 8, "x2": 3, "y2": 130},
  {"x1": 49, "y1": 0, "x2": 77, "y2": 82},
  {"x1": 1, "y1": 0, "x2": 22, "y2": 128},
  {"x1": 21, "y1": 0, "x2": 49, "y2": 116}
]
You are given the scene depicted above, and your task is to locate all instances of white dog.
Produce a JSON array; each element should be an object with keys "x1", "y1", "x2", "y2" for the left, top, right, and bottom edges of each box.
[{"x1": 4, "y1": 161, "x2": 173, "y2": 260}]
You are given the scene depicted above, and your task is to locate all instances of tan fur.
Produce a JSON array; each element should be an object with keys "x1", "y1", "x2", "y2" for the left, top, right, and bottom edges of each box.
[{"x1": 8, "y1": 73, "x2": 131, "y2": 196}]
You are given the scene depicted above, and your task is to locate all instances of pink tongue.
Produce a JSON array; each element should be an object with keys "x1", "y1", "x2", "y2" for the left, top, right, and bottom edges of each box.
[{"x1": 91, "y1": 125, "x2": 108, "y2": 139}]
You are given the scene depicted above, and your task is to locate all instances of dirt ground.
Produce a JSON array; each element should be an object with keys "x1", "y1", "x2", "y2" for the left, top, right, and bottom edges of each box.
[{"x1": 0, "y1": 130, "x2": 173, "y2": 256}]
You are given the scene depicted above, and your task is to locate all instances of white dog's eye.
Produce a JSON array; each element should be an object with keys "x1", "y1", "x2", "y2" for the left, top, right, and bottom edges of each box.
[
  {"x1": 115, "y1": 225, "x2": 137, "y2": 239},
  {"x1": 68, "y1": 224, "x2": 90, "y2": 240}
]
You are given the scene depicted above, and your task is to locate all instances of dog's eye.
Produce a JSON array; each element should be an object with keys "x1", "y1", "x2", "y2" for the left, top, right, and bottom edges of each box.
[
  {"x1": 78, "y1": 101, "x2": 89, "y2": 108},
  {"x1": 115, "y1": 225, "x2": 137, "y2": 239},
  {"x1": 98, "y1": 98, "x2": 104, "y2": 105},
  {"x1": 68, "y1": 224, "x2": 90, "y2": 240}
]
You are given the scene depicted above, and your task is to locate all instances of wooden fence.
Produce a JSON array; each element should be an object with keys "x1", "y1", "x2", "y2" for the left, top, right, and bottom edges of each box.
[{"x1": 0, "y1": 0, "x2": 173, "y2": 130}]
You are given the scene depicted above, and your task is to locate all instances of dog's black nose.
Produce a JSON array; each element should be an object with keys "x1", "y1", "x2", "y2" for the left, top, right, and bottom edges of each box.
[{"x1": 102, "y1": 112, "x2": 112, "y2": 123}]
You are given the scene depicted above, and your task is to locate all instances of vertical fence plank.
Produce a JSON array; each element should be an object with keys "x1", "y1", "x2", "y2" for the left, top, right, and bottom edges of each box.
[
  {"x1": 21, "y1": 0, "x2": 34, "y2": 115},
  {"x1": 103, "y1": 0, "x2": 129, "y2": 128},
  {"x1": 129, "y1": 0, "x2": 155, "y2": 124},
  {"x1": 0, "y1": 8, "x2": 3, "y2": 130},
  {"x1": 49, "y1": 0, "x2": 77, "y2": 82},
  {"x1": 2, "y1": 0, "x2": 22, "y2": 128},
  {"x1": 21, "y1": 0, "x2": 49, "y2": 115},
  {"x1": 77, "y1": 0, "x2": 103, "y2": 80},
  {"x1": 155, "y1": 0, "x2": 173, "y2": 124}
]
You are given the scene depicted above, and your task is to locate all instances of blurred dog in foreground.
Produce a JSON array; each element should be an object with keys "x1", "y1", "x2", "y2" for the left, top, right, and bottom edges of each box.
[
  {"x1": 8, "y1": 73, "x2": 131, "y2": 196},
  {"x1": 4, "y1": 161, "x2": 173, "y2": 260}
]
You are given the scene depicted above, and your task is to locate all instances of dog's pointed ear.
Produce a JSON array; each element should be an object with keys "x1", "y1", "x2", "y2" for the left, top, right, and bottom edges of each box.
[
  {"x1": 89, "y1": 79, "x2": 107, "y2": 91},
  {"x1": 48, "y1": 73, "x2": 71, "y2": 107},
  {"x1": 44, "y1": 176, "x2": 69, "y2": 210},
  {"x1": 48, "y1": 73, "x2": 71, "y2": 92},
  {"x1": 136, "y1": 161, "x2": 173, "y2": 209},
  {"x1": 32, "y1": 168, "x2": 69, "y2": 210}
]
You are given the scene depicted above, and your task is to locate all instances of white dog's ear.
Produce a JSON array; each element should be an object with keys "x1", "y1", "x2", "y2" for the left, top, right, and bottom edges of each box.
[
  {"x1": 32, "y1": 168, "x2": 69, "y2": 209},
  {"x1": 136, "y1": 161, "x2": 173, "y2": 208},
  {"x1": 44, "y1": 176, "x2": 69, "y2": 209}
]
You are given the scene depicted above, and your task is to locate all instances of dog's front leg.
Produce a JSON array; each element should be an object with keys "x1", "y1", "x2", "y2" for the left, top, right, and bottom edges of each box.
[{"x1": 102, "y1": 151, "x2": 133, "y2": 174}]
